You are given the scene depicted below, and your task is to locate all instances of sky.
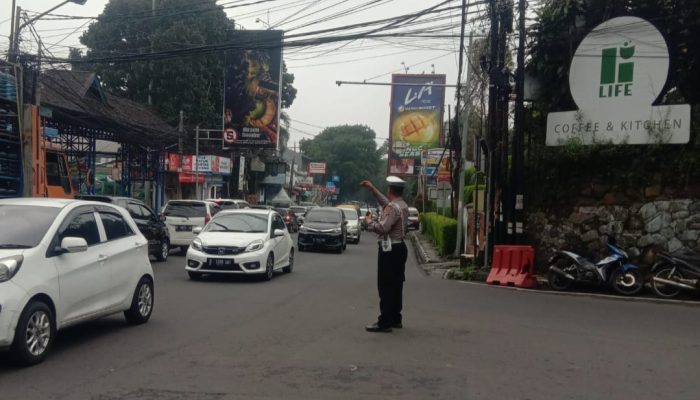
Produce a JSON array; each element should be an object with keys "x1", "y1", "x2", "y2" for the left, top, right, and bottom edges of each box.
[{"x1": 1, "y1": 0, "x2": 489, "y2": 148}]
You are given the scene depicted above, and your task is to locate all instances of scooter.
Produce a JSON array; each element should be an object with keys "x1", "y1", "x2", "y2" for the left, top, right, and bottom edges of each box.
[
  {"x1": 547, "y1": 242, "x2": 644, "y2": 295},
  {"x1": 650, "y1": 249, "x2": 700, "y2": 298}
]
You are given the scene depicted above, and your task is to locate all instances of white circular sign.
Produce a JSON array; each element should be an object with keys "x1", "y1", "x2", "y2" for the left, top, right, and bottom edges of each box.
[{"x1": 569, "y1": 17, "x2": 669, "y2": 112}]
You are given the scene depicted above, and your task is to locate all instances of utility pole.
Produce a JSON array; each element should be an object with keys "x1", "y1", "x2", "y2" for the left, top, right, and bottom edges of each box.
[
  {"x1": 510, "y1": 0, "x2": 527, "y2": 244},
  {"x1": 177, "y1": 110, "x2": 183, "y2": 199},
  {"x1": 195, "y1": 125, "x2": 200, "y2": 200},
  {"x1": 148, "y1": 0, "x2": 155, "y2": 106},
  {"x1": 454, "y1": 34, "x2": 473, "y2": 258},
  {"x1": 289, "y1": 142, "x2": 296, "y2": 194},
  {"x1": 9, "y1": 6, "x2": 21, "y2": 62}
]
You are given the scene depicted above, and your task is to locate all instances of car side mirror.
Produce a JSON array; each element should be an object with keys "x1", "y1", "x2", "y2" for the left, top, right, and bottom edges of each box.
[
  {"x1": 60, "y1": 237, "x2": 88, "y2": 253},
  {"x1": 273, "y1": 229, "x2": 286, "y2": 238},
  {"x1": 193, "y1": 227, "x2": 203, "y2": 235}
]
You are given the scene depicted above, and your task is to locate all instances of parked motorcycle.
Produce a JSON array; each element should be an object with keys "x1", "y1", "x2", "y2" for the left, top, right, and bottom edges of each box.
[
  {"x1": 650, "y1": 249, "x2": 700, "y2": 298},
  {"x1": 547, "y1": 242, "x2": 644, "y2": 295}
]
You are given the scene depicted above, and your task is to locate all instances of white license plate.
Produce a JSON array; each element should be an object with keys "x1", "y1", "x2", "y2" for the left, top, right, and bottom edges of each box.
[{"x1": 176, "y1": 225, "x2": 192, "y2": 232}]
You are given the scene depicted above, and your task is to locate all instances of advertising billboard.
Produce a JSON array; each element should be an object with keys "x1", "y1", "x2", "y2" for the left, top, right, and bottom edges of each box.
[
  {"x1": 308, "y1": 162, "x2": 327, "y2": 174},
  {"x1": 388, "y1": 74, "x2": 446, "y2": 175},
  {"x1": 223, "y1": 30, "x2": 283, "y2": 148}
]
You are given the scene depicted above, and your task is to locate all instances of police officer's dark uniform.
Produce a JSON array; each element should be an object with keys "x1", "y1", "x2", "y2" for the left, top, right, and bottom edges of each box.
[{"x1": 362, "y1": 176, "x2": 409, "y2": 333}]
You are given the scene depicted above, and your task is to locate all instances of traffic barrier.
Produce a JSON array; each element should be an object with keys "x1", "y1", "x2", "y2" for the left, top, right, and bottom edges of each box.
[{"x1": 486, "y1": 245, "x2": 538, "y2": 288}]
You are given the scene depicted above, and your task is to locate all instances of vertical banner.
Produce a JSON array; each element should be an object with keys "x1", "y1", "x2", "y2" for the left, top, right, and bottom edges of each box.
[
  {"x1": 223, "y1": 30, "x2": 284, "y2": 148},
  {"x1": 388, "y1": 74, "x2": 446, "y2": 176}
]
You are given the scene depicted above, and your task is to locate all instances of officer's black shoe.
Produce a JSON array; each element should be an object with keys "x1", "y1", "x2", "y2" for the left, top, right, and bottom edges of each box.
[
  {"x1": 392, "y1": 323, "x2": 403, "y2": 329},
  {"x1": 365, "y1": 323, "x2": 392, "y2": 333}
]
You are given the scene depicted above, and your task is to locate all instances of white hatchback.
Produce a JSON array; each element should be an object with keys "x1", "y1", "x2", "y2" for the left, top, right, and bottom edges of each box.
[
  {"x1": 0, "y1": 198, "x2": 154, "y2": 366},
  {"x1": 186, "y1": 209, "x2": 294, "y2": 281}
]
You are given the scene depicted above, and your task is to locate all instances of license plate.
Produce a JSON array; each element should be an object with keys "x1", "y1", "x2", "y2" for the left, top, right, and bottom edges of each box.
[
  {"x1": 176, "y1": 225, "x2": 192, "y2": 232},
  {"x1": 315, "y1": 238, "x2": 325, "y2": 244},
  {"x1": 208, "y1": 258, "x2": 234, "y2": 267}
]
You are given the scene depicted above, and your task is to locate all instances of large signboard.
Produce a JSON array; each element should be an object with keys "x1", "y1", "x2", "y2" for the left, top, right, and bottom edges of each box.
[
  {"x1": 308, "y1": 162, "x2": 327, "y2": 175},
  {"x1": 223, "y1": 30, "x2": 283, "y2": 148},
  {"x1": 388, "y1": 74, "x2": 446, "y2": 175},
  {"x1": 547, "y1": 17, "x2": 690, "y2": 145}
]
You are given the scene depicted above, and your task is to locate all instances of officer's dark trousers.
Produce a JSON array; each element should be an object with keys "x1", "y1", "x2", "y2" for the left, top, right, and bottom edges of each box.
[{"x1": 377, "y1": 242, "x2": 407, "y2": 327}]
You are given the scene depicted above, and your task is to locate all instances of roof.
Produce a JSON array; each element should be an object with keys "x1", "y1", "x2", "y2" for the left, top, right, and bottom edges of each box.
[
  {"x1": 217, "y1": 209, "x2": 275, "y2": 216},
  {"x1": 0, "y1": 198, "x2": 76, "y2": 208},
  {"x1": 38, "y1": 70, "x2": 180, "y2": 147}
]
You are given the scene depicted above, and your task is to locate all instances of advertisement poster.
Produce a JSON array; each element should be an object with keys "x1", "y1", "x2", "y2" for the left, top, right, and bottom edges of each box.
[
  {"x1": 308, "y1": 162, "x2": 327, "y2": 174},
  {"x1": 388, "y1": 74, "x2": 446, "y2": 175},
  {"x1": 223, "y1": 30, "x2": 283, "y2": 148}
]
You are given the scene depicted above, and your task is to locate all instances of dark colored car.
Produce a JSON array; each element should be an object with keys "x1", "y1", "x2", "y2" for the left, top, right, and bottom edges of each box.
[
  {"x1": 276, "y1": 208, "x2": 299, "y2": 233},
  {"x1": 298, "y1": 207, "x2": 347, "y2": 253},
  {"x1": 76, "y1": 195, "x2": 171, "y2": 262}
]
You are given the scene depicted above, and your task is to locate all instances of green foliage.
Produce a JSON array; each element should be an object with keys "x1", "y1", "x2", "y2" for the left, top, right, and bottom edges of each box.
[
  {"x1": 299, "y1": 125, "x2": 386, "y2": 201},
  {"x1": 421, "y1": 212, "x2": 457, "y2": 256},
  {"x1": 445, "y1": 266, "x2": 480, "y2": 281},
  {"x1": 79, "y1": 0, "x2": 297, "y2": 127},
  {"x1": 463, "y1": 184, "x2": 486, "y2": 204}
]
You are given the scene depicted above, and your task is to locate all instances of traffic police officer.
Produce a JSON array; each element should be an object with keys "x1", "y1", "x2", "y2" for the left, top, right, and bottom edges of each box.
[{"x1": 360, "y1": 176, "x2": 409, "y2": 333}]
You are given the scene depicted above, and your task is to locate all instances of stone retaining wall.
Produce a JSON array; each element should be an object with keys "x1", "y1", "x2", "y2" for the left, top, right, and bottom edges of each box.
[{"x1": 528, "y1": 199, "x2": 700, "y2": 268}]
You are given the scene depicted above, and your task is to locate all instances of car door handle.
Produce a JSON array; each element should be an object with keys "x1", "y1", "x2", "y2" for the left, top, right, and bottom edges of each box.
[{"x1": 98, "y1": 254, "x2": 108, "y2": 262}]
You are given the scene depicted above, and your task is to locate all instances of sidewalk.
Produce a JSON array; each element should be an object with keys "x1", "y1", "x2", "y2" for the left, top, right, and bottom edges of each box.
[{"x1": 407, "y1": 230, "x2": 460, "y2": 277}]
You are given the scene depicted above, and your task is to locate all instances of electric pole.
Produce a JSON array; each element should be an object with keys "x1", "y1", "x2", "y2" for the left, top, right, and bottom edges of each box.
[
  {"x1": 177, "y1": 110, "x2": 183, "y2": 199},
  {"x1": 454, "y1": 33, "x2": 473, "y2": 258},
  {"x1": 510, "y1": 0, "x2": 527, "y2": 244}
]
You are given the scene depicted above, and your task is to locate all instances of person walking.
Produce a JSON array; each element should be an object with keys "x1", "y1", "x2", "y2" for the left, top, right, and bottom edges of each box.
[{"x1": 360, "y1": 176, "x2": 409, "y2": 333}]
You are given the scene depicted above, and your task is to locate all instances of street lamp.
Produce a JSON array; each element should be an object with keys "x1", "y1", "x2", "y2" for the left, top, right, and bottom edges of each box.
[
  {"x1": 9, "y1": 0, "x2": 88, "y2": 62},
  {"x1": 255, "y1": 18, "x2": 271, "y2": 29}
]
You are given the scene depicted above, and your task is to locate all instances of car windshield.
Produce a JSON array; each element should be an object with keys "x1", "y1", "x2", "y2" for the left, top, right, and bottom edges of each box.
[
  {"x1": 0, "y1": 205, "x2": 60, "y2": 248},
  {"x1": 290, "y1": 207, "x2": 306, "y2": 214},
  {"x1": 305, "y1": 209, "x2": 341, "y2": 223},
  {"x1": 409, "y1": 209, "x2": 419, "y2": 216},
  {"x1": 164, "y1": 202, "x2": 206, "y2": 218},
  {"x1": 340, "y1": 209, "x2": 358, "y2": 220},
  {"x1": 205, "y1": 213, "x2": 268, "y2": 233}
]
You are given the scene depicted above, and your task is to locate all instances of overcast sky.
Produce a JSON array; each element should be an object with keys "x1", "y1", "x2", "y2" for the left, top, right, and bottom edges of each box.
[{"x1": 2, "y1": 0, "x2": 487, "y2": 147}]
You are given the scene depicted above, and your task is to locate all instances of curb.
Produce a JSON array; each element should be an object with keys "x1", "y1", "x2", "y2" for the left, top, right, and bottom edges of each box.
[
  {"x1": 407, "y1": 231, "x2": 431, "y2": 265},
  {"x1": 454, "y1": 279, "x2": 700, "y2": 307}
]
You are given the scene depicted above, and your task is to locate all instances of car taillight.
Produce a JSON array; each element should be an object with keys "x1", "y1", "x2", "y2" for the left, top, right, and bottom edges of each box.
[
  {"x1": 285, "y1": 216, "x2": 291, "y2": 221},
  {"x1": 204, "y1": 213, "x2": 211, "y2": 224}
]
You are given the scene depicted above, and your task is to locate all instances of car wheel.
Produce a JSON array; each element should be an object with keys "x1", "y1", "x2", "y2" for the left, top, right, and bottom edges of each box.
[
  {"x1": 188, "y1": 271, "x2": 203, "y2": 281},
  {"x1": 11, "y1": 301, "x2": 55, "y2": 366},
  {"x1": 263, "y1": 254, "x2": 274, "y2": 281},
  {"x1": 155, "y1": 240, "x2": 169, "y2": 262},
  {"x1": 124, "y1": 277, "x2": 154, "y2": 325},
  {"x1": 283, "y1": 249, "x2": 294, "y2": 273}
]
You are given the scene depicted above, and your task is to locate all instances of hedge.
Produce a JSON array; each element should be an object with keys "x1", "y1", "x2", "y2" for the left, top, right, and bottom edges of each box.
[{"x1": 420, "y1": 212, "x2": 458, "y2": 256}]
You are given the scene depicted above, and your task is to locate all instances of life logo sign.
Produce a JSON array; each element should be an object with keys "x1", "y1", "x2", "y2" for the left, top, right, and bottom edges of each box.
[
  {"x1": 546, "y1": 16, "x2": 690, "y2": 145},
  {"x1": 223, "y1": 128, "x2": 238, "y2": 145}
]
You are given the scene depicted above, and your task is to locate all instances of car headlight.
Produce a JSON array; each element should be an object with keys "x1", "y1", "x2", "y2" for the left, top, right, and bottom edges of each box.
[
  {"x1": 245, "y1": 239, "x2": 264, "y2": 252},
  {"x1": 0, "y1": 255, "x2": 23, "y2": 282},
  {"x1": 191, "y1": 238, "x2": 203, "y2": 251},
  {"x1": 332, "y1": 227, "x2": 342, "y2": 234},
  {"x1": 299, "y1": 226, "x2": 308, "y2": 233}
]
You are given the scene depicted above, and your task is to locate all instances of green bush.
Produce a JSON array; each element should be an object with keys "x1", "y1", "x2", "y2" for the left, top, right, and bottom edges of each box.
[
  {"x1": 463, "y1": 184, "x2": 486, "y2": 204},
  {"x1": 420, "y1": 212, "x2": 458, "y2": 256}
]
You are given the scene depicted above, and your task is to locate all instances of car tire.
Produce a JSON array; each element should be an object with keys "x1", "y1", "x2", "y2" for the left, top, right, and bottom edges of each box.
[
  {"x1": 124, "y1": 277, "x2": 154, "y2": 325},
  {"x1": 188, "y1": 271, "x2": 203, "y2": 281},
  {"x1": 263, "y1": 254, "x2": 274, "y2": 281},
  {"x1": 283, "y1": 249, "x2": 294, "y2": 273},
  {"x1": 178, "y1": 246, "x2": 188, "y2": 255},
  {"x1": 155, "y1": 240, "x2": 169, "y2": 262},
  {"x1": 10, "y1": 301, "x2": 55, "y2": 366}
]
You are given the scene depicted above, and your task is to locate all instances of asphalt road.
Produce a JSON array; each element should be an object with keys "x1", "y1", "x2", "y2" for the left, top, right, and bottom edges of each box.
[{"x1": 2, "y1": 234, "x2": 700, "y2": 400}]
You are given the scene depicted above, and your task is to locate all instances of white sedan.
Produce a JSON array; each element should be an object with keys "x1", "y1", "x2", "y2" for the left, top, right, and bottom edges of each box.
[
  {"x1": 0, "y1": 198, "x2": 154, "y2": 366},
  {"x1": 185, "y1": 209, "x2": 295, "y2": 281}
]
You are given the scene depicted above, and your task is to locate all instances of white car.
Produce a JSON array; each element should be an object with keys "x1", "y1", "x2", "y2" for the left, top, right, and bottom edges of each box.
[
  {"x1": 338, "y1": 207, "x2": 361, "y2": 244},
  {"x1": 162, "y1": 200, "x2": 221, "y2": 252},
  {"x1": 0, "y1": 198, "x2": 154, "y2": 366},
  {"x1": 185, "y1": 209, "x2": 295, "y2": 281}
]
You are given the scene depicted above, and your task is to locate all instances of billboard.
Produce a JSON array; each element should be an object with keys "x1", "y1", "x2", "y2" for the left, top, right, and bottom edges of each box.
[
  {"x1": 388, "y1": 74, "x2": 446, "y2": 175},
  {"x1": 308, "y1": 162, "x2": 327, "y2": 174},
  {"x1": 223, "y1": 30, "x2": 283, "y2": 148}
]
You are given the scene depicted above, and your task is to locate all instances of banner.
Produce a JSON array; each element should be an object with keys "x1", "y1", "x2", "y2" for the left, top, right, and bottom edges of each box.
[
  {"x1": 388, "y1": 74, "x2": 446, "y2": 176},
  {"x1": 223, "y1": 30, "x2": 283, "y2": 148}
]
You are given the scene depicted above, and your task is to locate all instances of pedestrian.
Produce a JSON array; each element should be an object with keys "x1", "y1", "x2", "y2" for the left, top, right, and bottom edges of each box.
[{"x1": 360, "y1": 176, "x2": 409, "y2": 333}]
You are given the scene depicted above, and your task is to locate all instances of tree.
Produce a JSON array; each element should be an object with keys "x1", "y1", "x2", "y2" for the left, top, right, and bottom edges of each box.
[
  {"x1": 80, "y1": 0, "x2": 297, "y2": 128},
  {"x1": 300, "y1": 125, "x2": 387, "y2": 202}
]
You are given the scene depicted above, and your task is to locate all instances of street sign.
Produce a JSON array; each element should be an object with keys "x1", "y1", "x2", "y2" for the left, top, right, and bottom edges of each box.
[
  {"x1": 332, "y1": 175, "x2": 340, "y2": 183},
  {"x1": 436, "y1": 181, "x2": 451, "y2": 208}
]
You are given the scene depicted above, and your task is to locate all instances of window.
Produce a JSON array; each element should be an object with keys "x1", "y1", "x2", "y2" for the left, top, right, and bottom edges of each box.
[
  {"x1": 164, "y1": 202, "x2": 207, "y2": 218},
  {"x1": 99, "y1": 212, "x2": 134, "y2": 241},
  {"x1": 61, "y1": 212, "x2": 101, "y2": 246},
  {"x1": 45, "y1": 152, "x2": 72, "y2": 194},
  {"x1": 126, "y1": 203, "x2": 144, "y2": 219},
  {"x1": 0, "y1": 205, "x2": 60, "y2": 248},
  {"x1": 273, "y1": 215, "x2": 286, "y2": 231},
  {"x1": 210, "y1": 203, "x2": 222, "y2": 216},
  {"x1": 138, "y1": 205, "x2": 156, "y2": 221},
  {"x1": 205, "y1": 213, "x2": 268, "y2": 233}
]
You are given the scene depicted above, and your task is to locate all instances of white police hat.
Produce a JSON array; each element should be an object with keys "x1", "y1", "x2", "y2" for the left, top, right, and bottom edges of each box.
[{"x1": 386, "y1": 176, "x2": 406, "y2": 187}]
